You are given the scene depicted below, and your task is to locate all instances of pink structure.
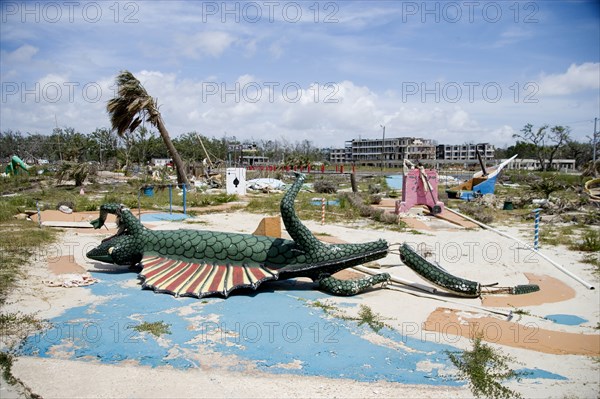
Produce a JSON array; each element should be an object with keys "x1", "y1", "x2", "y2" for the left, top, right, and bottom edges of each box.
[{"x1": 395, "y1": 168, "x2": 444, "y2": 215}]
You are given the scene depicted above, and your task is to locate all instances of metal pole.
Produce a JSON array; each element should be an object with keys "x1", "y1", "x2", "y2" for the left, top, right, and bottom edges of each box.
[
  {"x1": 321, "y1": 197, "x2": 325, "y2": 225},
  {"x1": 445, "y1": 207, "x2": 595, "y2": 290},
  {"x1": 182, "y1": 184, "x2": 187, "y2": 215},
  {"x1": 380, "y1": 125, "x2": 385, "y2": 171},
  {"x1": 593, "y1": 117, "x2": 598, "y2": 162},
  {"x1": 532, "y1": 208, "x2": 542, "y2": 250},
  {"x1": 169, "y1": 185, "x2": 172, "y2": 215},
  {"x1": 36, "y1": 200, "x2": 41, "y2": 228}
]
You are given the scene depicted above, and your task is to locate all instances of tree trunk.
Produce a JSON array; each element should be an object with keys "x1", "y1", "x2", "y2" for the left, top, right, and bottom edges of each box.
[
  {"x1": 537, "y1": 153, "x2": 547, "y2": 171},
  {"x1": 156, "y1": 116, "x2": 190, "y2": 186},
  {"x1": 350, "y1": 172, "x2": 358, "y2": 193}
]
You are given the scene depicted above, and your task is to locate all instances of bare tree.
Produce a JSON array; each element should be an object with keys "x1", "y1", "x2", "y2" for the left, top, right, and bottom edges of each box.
[{"x1": 513, "y1": 123, "x2": 571, "y2": 171}]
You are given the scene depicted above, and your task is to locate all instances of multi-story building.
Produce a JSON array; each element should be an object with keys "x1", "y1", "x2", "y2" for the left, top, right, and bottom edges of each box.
[
  {"x1": 329, "y1": 148, "x2": 347, "y2": 164},
  {"x1": 328, "y1": 142, "x2": 353, "y2": 164},
  {"x1": 436, "y1": 143, "x2": 495, "y2": 161},
  {"x1": 329, "y1": 137, "x2": 436, "y2": 168}
]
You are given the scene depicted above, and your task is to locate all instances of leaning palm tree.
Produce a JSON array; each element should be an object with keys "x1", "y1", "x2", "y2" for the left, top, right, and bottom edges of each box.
[
  {"x1": 107, "y1": 70, "x2": 190, "y2": 186},
  {"x1": 56, "y1": 161, "x2": 89, "y2": 187}
]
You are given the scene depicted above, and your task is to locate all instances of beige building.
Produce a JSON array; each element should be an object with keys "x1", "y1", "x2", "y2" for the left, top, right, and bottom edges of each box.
[
  {"x1": 503, "y1": 158, "x2": 576, "y2": 172},
  {"x1": 330, "y1": 137, "x2": 436, "y2": 168},
  {"x1": 436, "y1": 143, "x2": 495, "y2": 161}
]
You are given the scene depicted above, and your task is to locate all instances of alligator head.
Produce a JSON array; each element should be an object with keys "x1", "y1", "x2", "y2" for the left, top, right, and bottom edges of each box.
[{"x1": 86, "y1": 204, "x2": 145, "y2": 265}]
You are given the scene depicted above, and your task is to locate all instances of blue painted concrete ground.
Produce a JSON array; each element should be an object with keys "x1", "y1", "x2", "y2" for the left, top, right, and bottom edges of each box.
[
  {"x1": 140, "y1": 213, "x2": 189, "y2": 222},
  {"x1": 310, "y1": 199, "x2": 340, "y2": 206},
  {"x1": 544, "y1": 314, "x2": 588, "y2": 326},
  {"x1": 385, "y1": 175, "x2": 403, "y2": 190},
  {"x1": 19, "y1": 269, "x2": 566, "y2": 384}
]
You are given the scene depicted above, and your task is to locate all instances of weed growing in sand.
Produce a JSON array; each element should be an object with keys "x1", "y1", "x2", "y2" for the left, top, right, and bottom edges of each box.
[
  {"x1": 247, "y1": 191, "x2": 362, "y2": 224},
  {"x1": 539, "y1": 226, "x2": 574, "y2": 247},
  {"x1": 0, "y1": 312, "x2": 45, "y2": 339},
  {"x1": 188, "y1": 193, "x2": 238, "y2": 208},
  {"x1": 314, "y1": 232, "x2": 332, "y2": 237},
  {"x1": 308, "y1": 299, "x2": 340, "y2": 314},
  {"x1": 569, "y1": 229, "x2": 600, "y2": 252},
  {"x1": 304, "y1": 300, "x2": 391, "y2": 334},
  {"x1": 446, "y1": 335, "x2": 526, "y2": 399},
  {"x1": 509, "y1": 307, "x2": 532, "y2": 322},
  {"x1": 0, "y1": 221, "x2": 58, "y2": 304},
  {"x1": 0, "y1": 352, "x2": 16, "y2": 385},
  {"x1": 457, "y1": 202, "x2": 495, "y2": 224},
  {"x1": 581, "y1": 254, "x2": 600, "y2": 276},
  {"x1": 355, "y1": 305, "x2": 388, "y2": 333},
  {"x1": 130, "y1": 321, "x2": 171, "y2": 337},
  {"x1": 184, "y1": 220, "x2": 208, "y2": 225},
  {"x1": 510, "y1": 308, "x2": 531, "y2": 316}
]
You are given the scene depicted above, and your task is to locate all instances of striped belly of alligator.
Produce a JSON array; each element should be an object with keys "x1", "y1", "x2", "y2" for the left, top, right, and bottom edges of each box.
[{"x1": 86, "y1": 173, "x2": 390, "y2": 298}]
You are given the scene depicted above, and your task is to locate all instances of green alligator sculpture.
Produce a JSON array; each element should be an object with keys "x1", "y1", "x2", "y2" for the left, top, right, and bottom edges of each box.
[
  {"x1": 86, "y1": 173, "x2": 390, "y2": 298},
  {"x1": 399, "y1": 243, "x2": 540, "y2": 297}
]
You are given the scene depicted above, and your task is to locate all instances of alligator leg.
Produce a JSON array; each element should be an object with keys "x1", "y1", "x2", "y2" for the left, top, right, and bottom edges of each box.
[{"x1": 317, "y1": 273, "x2": 390, "y2": 296}]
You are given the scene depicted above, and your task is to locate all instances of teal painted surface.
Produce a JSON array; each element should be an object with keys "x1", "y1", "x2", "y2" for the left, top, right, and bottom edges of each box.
[
  {"x1": 310, "y1": 199, "x2": 340, "y2": 206},
  {"x1": 385, "y1": 175, "x2": 403, "y2": 190},
  {"x1": 140, "y1": 213, "x2": 188, "y2": 222},
  {"x1": 19, "y1": 271, "x2": 464, "y2": 385},
  {"x1": 18, "y1": 271, "x2": 569, "y2": 384},
  {"x1": 516, "y1": 368, "x2": 567, "y2": 381},
  {"x1": 544, "y1": 314, "x2": 587, "y2": 326}
]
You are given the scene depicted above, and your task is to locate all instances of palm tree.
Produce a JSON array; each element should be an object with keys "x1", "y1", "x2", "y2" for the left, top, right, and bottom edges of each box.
[
  {"x1": 56, "y1": 162, "x2": 89, "y2": 186},
  {"x1": 107, "y1": 70, "x2": 190, "y2": 186}
]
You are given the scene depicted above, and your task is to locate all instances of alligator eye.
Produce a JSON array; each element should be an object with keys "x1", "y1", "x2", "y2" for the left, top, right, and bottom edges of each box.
[{"x1": 108, "y1": 247, "x2": 114, "y2": 254}]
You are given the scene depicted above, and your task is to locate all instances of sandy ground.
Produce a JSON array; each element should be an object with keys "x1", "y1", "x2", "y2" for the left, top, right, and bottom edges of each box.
[{"x1": 1, "y1": 206, "x2": 599, "y2": 398}]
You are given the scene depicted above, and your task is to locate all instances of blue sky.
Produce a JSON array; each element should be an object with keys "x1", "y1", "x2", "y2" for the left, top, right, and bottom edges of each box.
[{"x1": 1, "y1": 1, "x2": 598, "y2": 148}]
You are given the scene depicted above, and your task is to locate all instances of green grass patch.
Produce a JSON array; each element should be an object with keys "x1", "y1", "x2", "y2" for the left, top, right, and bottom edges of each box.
[
  {"x1": 0, "y1": 312, "x2": 44, "y2": 337},
  {"x1": 355, "y1": 304, "x2": 388, "y2": 333},
  {"x1": 129, "y1": 321, "x2": 171, "y2": 337},
  {"x1": 246, "y1": 191, "x2": 362, "y2": 224},
  {"x1": 245, "y1": 192, "x2": 283, "y2": 215},
  {"x1": 581, "y1": 254, "x2": 600, "y2": 276},
  {"x1": 0, "y1": 352, "x2": 16, "y2": 385},
  {"x1": 569, "y1": 229, "x2": 600, "y2": 252},
  {"x1": 305, "y1": 300, "x2": 390, "y2": 334},
  {"x1": 0, "y1": 220, "x2": 58, "y2": 304},
  {"x1": 184, "y1": 220, "x2": 208, "y2": 225},
  {"x1": 188, "y1": 192, "x2": 239, "y2": 207},
  {"x1": 307, "y1": 299, "x2": 339, "y2": 314},
  {"x1": 446, "y1": 335, "x2": 526, "y2": 399}
]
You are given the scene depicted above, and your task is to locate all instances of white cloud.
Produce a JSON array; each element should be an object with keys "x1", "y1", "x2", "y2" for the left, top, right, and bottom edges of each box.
[
  {"x1": 0, "y1": 44, "x2": 40, "y2": 79},
  {"x1": 268, "y1": 37, "x2": 289, "y2": 59},
  {"x1": 3, "y1": 44, "x2": 39, "y2": 64},
  {"x1": 538, "y1": 62, "x2": 600, "y2": 96},
  {"x1": 493, "y1": 27, "x2": 534, "y2": 48},
  {"x1": 175, "y1": 31, "x2": 236, "y2": 59},
  {"x1": 1, "y1": 67, "x2": 596, "y2": 148}
]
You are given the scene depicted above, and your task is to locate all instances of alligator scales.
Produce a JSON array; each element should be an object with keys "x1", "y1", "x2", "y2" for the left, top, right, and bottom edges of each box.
[{"x1": 87, "y1": 173, "x2": 391, "y2": 298}]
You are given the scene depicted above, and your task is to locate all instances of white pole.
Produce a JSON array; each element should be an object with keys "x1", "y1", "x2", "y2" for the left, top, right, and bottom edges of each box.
[
  {"x1": 353, "y1": 265, "x2": 437, "y2": 293},
  {"x1": 445, "y1": 207, "x2": 595, "y2": 290},
  {"x1": 353, "y1": 266, "x2": 512, "y2": 318},
  {"x1": 385, "y1": 283, "x2": 513, "y2": 318}
]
